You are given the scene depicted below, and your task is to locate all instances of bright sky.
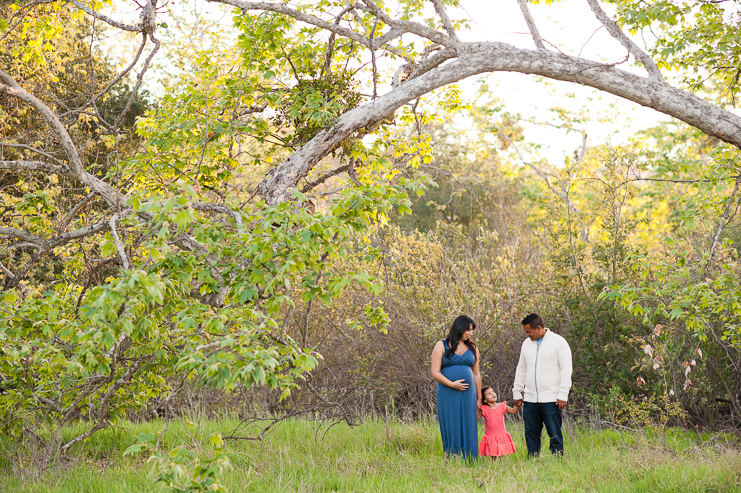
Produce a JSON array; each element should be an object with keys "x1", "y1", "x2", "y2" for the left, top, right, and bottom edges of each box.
[{"x1": 449, "y1": 0, "x2": 670, "y2": 164}]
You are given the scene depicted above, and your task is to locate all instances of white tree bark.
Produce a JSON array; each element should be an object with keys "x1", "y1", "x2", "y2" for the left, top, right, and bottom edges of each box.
[
  {"x1": 0, "y1": 69, "x2": 127, "y2": 208},
  {"x1": 0, "y1": 221, "x2": 111, "y2": 252},
  {"x1": 0, "y1": 160, "x2": 73, "y2": 176},
  {"x1": 256, "y1": 42, "x2": 741, "y2": 205},
  {"x1": 585, "y1": 0, "x2": 664, "y2": 81},
  {"x1": 517, "y1": 0, "x2": 546, "y2": 50}
]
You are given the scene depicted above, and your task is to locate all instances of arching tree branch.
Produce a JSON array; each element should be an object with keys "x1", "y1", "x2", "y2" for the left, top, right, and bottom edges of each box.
[{"x1": 254, "y1": 41, "x2": 741, "y2": 204}]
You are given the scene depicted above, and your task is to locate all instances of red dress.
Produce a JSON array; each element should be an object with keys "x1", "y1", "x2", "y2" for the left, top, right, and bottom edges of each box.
[{"x1": 479, "y1": 403, "x2": 517, "y2": 457}]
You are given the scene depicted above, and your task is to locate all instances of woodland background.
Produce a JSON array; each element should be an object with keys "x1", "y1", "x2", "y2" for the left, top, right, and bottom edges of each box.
[{"x1": 1, "y1": 0, "x2": 741, "y2": 490}]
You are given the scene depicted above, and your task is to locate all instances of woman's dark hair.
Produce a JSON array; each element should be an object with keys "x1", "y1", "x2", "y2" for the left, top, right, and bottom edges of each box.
[
  {"x1": 444, "y1": 315, "x2": 477, "y2": 360},
  {"x1": 481, "y1": 385, "x2": 491, "y2": 404}
]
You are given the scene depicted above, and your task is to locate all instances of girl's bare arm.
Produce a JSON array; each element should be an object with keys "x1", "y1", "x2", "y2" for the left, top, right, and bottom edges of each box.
[{"x1": 505, "y1": 403, "x2": 521, "y2": 414}]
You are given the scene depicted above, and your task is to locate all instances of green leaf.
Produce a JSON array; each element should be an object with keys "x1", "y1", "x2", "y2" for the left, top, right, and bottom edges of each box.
[
  {"x1": 137, "y1": 432, "x2": 156, "y2": 443},
  {"x1": 101, "y1": 331, "x2": 117, "y2": 349},
  {"x1": 670, "y1": 307, "x2": 684, "y2": 319},
  {"x1": 123, "y1": 444, "x2": 143, "y2": 456}
]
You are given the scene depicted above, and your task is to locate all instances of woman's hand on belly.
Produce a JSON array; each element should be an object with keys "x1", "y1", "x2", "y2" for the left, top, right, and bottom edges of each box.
[
  {"x1": 449, "y1": 379, "x2": 469, "y2": 391},
  {"x1": 440, "y1": 365, "x2": 473, "y2": 389}
]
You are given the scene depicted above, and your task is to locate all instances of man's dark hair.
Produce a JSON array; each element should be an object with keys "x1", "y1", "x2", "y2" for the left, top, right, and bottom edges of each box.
[{"x1": 521, "y1": 313, "x2": 544, "y2": 329}]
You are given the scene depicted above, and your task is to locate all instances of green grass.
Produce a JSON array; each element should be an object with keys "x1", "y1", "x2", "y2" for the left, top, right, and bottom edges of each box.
[{"x1": 2, "y1": 417, "x2": 740, "y2": 492}]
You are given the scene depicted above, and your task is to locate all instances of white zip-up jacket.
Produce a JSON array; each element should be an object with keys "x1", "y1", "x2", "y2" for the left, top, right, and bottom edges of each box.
[{"x1": 512, "y1": 328, "x2": 573, "y2": 403}]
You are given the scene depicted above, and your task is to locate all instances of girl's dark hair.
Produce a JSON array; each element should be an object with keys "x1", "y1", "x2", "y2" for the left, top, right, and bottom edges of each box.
[
  {"x1": 444, "y1": 315, "x2": 477, "y2": 360},
  {"x1": 481, "y1": 385, "x2": 491, "y2": 404}
]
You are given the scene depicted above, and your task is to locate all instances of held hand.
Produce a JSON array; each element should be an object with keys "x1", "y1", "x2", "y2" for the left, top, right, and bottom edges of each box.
[
  {"x1": 450, "y1": 379, "x2": 469, "y2": 391},
  {"x1": 513, "y1": 399, "x2": 523, "y2": 407},
  {"x1": 557, "y1": 399, "x2": 568, "y2": 410}
]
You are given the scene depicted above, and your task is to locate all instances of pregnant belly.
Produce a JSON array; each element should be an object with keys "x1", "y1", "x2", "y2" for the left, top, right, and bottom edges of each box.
[{"x1": 441, "y1": 365, "x2": 474, "y2": 385}]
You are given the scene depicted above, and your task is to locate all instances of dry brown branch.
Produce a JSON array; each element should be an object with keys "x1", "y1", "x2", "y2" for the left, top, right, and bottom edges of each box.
[
  {"x1": 192, "y1": 203, "x2": 243, "y2": 227},
  {"x1": 60, "y1": 361, "x2": 143, "y2": 452},
  {"x1": 58, "y1": 192, "x2": 96, "y2": 234},
  {"x1": 301, "y1": 163, "x2": 352, "y2": 192},
  {"x1": 0, "y1": 260, "x2": 15, "y2": 279},
  {"x1": 0, "y1": 142, "x2": 66, "y2": 166},
  {"x1": 113, "y1": 35, "x2": 160, "y2": 130},
  {"x1": 64, "y1": 0, "x2": 144, "y2": 32},
  {"x1": 707, "y1": 173, "x2": 741, "y2": 266}
]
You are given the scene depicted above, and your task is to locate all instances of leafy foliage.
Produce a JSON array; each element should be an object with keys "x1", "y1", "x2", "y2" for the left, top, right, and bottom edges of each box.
[
  {"x1": 125, "y1": 431, "x2": 232, "y2": 493},
  {"x1": 3, "y1": 0, "x2": 741, "y2": 488},
  {"x1": 612, "y1": 0, "x2": 741, "y2": 101}
]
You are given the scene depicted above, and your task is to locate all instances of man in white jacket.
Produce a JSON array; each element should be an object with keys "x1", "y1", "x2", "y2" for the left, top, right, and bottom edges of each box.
[{"x1": 512, "y1": 313, "x2": 573, "y2": 456}]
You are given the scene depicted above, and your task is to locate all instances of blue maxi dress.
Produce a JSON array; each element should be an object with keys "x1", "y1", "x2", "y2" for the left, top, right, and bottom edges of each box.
[{"x1": 436, "y1": 339, "x2": 478, "y2": 458}]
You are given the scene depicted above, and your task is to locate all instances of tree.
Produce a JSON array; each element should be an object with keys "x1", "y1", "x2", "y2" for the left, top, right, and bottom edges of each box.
[
  {"x1": 197, "y1": 0, "x2": 741, "y2": 206},
  {"x1": 2, "y1": 0, "x2": 741, "y2": 470},
  {"x1": 0, "y1": 0, "x2": 426, "y2": 472}
]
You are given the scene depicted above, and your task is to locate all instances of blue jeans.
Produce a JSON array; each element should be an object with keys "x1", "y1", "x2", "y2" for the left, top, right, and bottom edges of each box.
[{"x1": 523, "y1": 402, "x2": 563, "y2": 456}]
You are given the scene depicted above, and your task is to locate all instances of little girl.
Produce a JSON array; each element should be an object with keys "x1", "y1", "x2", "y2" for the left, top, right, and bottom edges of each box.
[{"x1": 478, "y1": 386, "x2": 520, "y2": 458}]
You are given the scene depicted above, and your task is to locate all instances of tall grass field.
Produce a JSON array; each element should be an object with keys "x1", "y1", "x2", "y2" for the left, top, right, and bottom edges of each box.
[{"x1": 2, "y1": 417, "x2": 739, "y2": 492}]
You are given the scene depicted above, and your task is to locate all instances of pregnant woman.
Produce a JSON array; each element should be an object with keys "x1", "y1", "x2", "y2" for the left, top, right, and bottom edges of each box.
[{"x1": 430, "y1": 315, "x2": 481, "y2": 458}]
